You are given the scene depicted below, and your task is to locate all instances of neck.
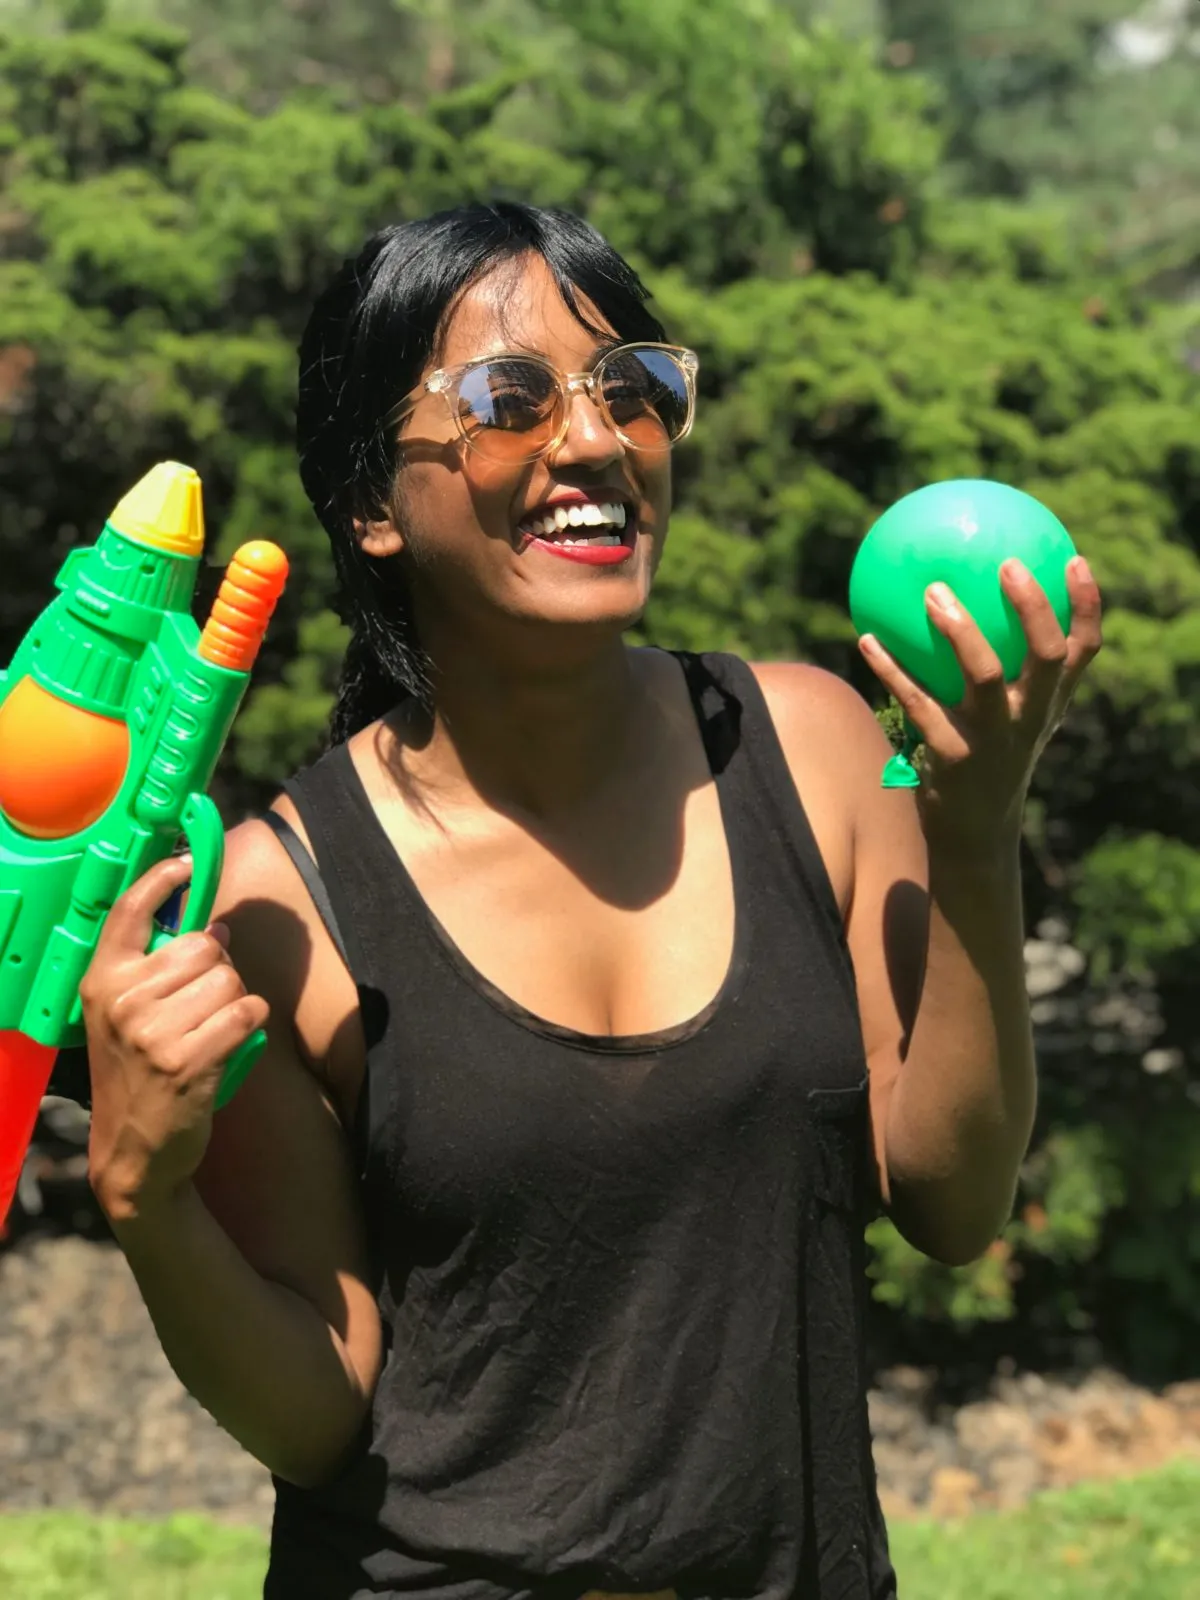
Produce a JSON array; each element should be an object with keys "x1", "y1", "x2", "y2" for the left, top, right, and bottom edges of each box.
[{"x1": 387, "y1": 634, "x2": 645, "y2": 819}]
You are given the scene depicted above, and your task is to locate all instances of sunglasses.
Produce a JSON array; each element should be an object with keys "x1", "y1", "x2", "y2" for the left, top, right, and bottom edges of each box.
[{"x1": 390, "y1": 342, "x2": 699, "y2": 466}]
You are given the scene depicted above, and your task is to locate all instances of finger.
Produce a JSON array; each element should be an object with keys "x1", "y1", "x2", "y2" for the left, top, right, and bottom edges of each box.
[
  {"x1": 858, "y1": 635, "x2": 970, "y2": 764},
  {"x1": 88, "y1": 931, "x2": 232, "y2": 1039},
  {"x1": 136, "y1": 927, "x2": 233, "y2": 998},
  {"x1": 1002, "y1": 559, "x2": 1069, "y2": 725},
  {"x1": 120, "y1": 960, "x2": 249, "y2": 1046},
  {"x1": 1062, "y1": 555, "x2": 1103, "y2": 680},
  {"x1": 925, "y1": 583, "x2": 1008, "y2": 721},
  {"x1": 96, "y1": 855, "x2": 196, "y2": 960},
  {"x1": 182, "y1": 995, "x2": 270, "y2": 1079}
]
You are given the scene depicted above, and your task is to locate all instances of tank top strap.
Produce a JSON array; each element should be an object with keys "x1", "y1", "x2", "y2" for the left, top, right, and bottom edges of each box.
[
  {"x1": 257, "y1": 809, "x2": 351, "y2": 972},
  {"x1": 279, "y1": 742, "x2": 418, "y2": 996},
  {"x1": 675, "y1": 650, "x2": 848, "y2": 952},
  {"x1": 278, "y1": 743, "x2": 428, "y2": 1179}
]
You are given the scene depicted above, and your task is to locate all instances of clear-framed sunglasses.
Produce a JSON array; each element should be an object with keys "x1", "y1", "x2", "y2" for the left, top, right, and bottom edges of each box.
[{"x1": 390, "y1": 342, "x2": 699, "y2": 465}]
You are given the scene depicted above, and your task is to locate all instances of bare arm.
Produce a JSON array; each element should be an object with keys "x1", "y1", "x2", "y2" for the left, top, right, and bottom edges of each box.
[
  {"x1": 756, "y1": 662, "x2": 1041, "y2": 1266},
  {"x1": 84, "y1": 826, "x2": 381, "y2": 1487},
  {"x1": 756, "y1": 555, "x2": 1100, "y2": 1266},
  {"x1": 832, "y1": 687, "x2": 1035, "y2": 1265}
]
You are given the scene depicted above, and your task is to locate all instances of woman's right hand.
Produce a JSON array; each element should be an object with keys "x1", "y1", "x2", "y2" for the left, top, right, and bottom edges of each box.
[{"x1": 80, "y1": 854, "x2": 271, "y2": 1224}]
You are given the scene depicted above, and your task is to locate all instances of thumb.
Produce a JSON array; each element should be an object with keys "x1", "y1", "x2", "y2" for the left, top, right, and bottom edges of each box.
[{"x1": 96, "y1": 854, "x2": 195, "y2": 960}]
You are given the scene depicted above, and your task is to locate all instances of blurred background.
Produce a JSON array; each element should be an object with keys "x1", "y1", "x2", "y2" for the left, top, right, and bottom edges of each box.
[{"x1": 1, "y1": 0, "x2": 1199, "y2": 1592}]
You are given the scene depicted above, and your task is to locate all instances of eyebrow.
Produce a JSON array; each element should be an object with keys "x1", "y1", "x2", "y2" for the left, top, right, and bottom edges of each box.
[{"x1": 472, "y1": 335, "x2": 624, "y2": 366}]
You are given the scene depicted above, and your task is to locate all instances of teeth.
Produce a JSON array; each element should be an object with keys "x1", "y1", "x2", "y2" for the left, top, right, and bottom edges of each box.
[{"x1": 520, "y1": 501, "x2": 632, "y2": 541}]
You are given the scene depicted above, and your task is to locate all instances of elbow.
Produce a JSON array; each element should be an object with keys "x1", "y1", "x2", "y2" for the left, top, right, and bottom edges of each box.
[
  {"x1": 274, "y1": 1456, "x2": 342, "y2": 1492},
  {"x1": 262, "y1": 1314, "x2": 381, "y2": 1490},
  {"x1": 888, "y1": 1186, "x2": 1016, "y2": 1268},
  {"x1": 269, "y1": 1425, "x2": 364, "y2": 1491},
  {"x1": 884, "y1": 1132, "x2": 1024, "y2": 1267},
  {"x1": 917, "y1": 1230, "x2": 1003, "y2": 1269},
  {"x1": 257, "y1": 1388, "x2": 373, "y2": 1490}
]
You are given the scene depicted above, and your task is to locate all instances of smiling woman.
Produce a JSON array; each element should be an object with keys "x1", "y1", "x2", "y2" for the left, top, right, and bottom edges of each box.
[
  {"x1": 76, "y1": 201, "x2": 1102, "y2": 1600},
  {"x1": 294, "y1": 209, "x2": 684, "y2": 726}
]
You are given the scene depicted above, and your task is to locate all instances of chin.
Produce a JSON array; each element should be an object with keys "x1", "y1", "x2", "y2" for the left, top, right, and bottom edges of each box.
[{"x1": 503, "y1": 584, "x2": 648, "y2": 638}]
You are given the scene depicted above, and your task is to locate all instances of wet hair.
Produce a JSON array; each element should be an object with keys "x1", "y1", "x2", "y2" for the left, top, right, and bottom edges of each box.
[{"x1": 296, "y1": 200, "x2": 668, "y2": 745}]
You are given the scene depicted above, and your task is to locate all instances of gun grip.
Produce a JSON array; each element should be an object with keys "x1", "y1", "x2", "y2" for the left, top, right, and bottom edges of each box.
[
  {"x1": 145, "y1": 792, "x2": 224, "y2": 957},
  {"x1": 147, "y1": 792, "x2": 266, "y2": 1108},
  {"x1": 215, "y1": 1028, "x2": 266, "y2": 1109},
  {"x1": 172, "y1": 792, "x2": 225, "y2": 935}
]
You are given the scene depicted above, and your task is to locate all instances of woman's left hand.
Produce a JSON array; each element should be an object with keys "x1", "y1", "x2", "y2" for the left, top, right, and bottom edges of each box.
[{"x1": 858, "y1": 555, "x2": 1103, "y2": 854}]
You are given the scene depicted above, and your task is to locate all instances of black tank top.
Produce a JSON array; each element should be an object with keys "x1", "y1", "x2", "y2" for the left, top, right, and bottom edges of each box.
[{"x1": 264, "y1": 651, "x2": 896, "y2": 1600}]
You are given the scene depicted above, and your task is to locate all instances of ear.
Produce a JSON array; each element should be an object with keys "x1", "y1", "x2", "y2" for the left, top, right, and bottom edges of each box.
[{"x1": 354, "y1": 514, "x2": 405, "y2": 559}]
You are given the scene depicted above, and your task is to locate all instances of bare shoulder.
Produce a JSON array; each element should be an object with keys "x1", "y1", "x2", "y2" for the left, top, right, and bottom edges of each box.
[
  {"x1": 212, "y1": 799, "x2": 359, "y2": 1094},
  {"x1": 211, "y1": 806, "x2": 315, "y2": 1016},
  {"x1": 749, "y1": 661, "x2": 894, "y2": 776},
  {"x1": 745, "y1": 663, "x2": 877, "y2": 911},
  {"x1": 215, "y1": 793, "x2": 316, "y2": 916},
  {"x1": 746, "y1": 661, "x2": 922, "y2": 915}
]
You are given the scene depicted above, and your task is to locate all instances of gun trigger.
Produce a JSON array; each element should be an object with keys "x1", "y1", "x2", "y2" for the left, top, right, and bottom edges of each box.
[{"x1": 154, "y1": 883, "x2": 187, "y2": 936}]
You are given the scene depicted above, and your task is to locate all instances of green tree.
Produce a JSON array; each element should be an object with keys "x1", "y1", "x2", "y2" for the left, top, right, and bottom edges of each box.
[{"x1": 880, "y1": 0, "x2": 1200, "y2": 289}]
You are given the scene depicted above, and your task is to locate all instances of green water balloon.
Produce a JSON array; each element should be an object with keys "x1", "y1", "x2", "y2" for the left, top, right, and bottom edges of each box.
[{"x1": 849, "y1": 479, "x2": 1078, "y2": 788}]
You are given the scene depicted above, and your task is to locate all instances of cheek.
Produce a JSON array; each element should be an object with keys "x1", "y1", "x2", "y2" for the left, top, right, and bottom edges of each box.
[
  {"x1": 410, "y1": 446, "x2": 536, "y2": 536},
  {"x1": 397, "y1": 458, "x2": 505, "y2": 557},
  {"x1": 463, "y1": 458, "x2": 536, "y2": 533},
  {"x1": 394, "y1": 459, "x2": 455, "y2": 524},
  {"x1": 644, "y1": 457, "x2": 673, "y2": 523}
]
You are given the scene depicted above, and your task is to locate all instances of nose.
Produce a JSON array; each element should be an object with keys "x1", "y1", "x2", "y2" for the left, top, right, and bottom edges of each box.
[{"x1": 549, "y1": 385, "x2": 624, "y2": 470}]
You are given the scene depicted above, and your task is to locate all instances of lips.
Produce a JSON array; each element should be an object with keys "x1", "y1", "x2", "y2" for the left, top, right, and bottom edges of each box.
[
  {"x1": 516, "y1": 498, "x2": 632, "y2": 545},
  {"x1": 531, "y1": 537, "x2": 633, "y2": 567},
  {"x1": 515, "y1": 493, "x2": 638, "y2": 567}
]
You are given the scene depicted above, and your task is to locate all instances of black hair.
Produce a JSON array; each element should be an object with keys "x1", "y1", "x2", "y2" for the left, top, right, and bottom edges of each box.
[{"x1": 296, "y1": 200, "x2": 668, "y2": 746}]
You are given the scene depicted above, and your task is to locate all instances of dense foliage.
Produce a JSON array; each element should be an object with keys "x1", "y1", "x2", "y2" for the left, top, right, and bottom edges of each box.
[
  {"x1": 880, "y1": 0, "x2": 1200, "y2": 292},
  {"x1": 2, "y1": 0, "x2": 1198, "y2": 1378}
]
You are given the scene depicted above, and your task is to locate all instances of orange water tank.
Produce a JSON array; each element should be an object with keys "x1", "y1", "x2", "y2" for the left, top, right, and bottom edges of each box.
[{"x1": 0, "y1": 677, "x2": 130, "y2": 839}]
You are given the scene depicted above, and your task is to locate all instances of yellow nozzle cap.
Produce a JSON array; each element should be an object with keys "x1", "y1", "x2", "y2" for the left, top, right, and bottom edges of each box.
[{"x1": 108, "y1": 461, "x2": 205, "y2": 558}]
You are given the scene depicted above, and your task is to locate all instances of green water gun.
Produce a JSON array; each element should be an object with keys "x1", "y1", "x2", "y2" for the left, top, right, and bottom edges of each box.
[{"x1": 0, "y1": 462, "x2": 288, "y2": 1224}]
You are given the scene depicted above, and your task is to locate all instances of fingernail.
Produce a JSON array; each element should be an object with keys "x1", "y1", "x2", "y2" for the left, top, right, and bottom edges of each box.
[
  {"x1": 1071, "y1": 555, "x2": 1093, "y2": 582},
  {"x1": 175, "y1": 852, "x2": 193, "y2": 870},
  {"x1": 209, "y1": 921, "x2": 230, "y2": 946},
  {"x1": 927, "y1": 583, "x2": 960, "y2": 617},
  {"x1": 859, "y1": 633, "x2": 881, "y2": 657},
  {"x1": 1002, "y1": 558, "x2": 1031, "y2": 583}
]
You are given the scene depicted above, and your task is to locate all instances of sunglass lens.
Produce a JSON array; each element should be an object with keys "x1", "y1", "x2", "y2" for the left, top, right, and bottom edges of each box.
[
  {"x1": 600, "y1": 349, "x2": 691, "y2": 447},
  {"x1": 457, "y1": 359, "x2": 559, "y2": 460}
]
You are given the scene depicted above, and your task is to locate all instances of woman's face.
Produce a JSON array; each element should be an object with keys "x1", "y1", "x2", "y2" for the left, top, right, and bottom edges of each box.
[{"x1": 362, "y1": 254, "x2": 674, "y2": 661}]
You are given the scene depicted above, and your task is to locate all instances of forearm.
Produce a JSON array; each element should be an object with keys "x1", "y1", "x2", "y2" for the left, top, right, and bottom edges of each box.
[
  {"x1": 884, "y1": 833, "x2": 1036, "y2": 1264},
  {"x1": 108, "y1": 1182, "x2": 372, "y2": 1487}
]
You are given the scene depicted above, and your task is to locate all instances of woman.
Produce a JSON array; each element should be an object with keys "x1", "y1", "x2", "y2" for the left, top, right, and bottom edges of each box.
[{"x1": 80, "y1": 202, "x2": 1102, "y2": 1599}]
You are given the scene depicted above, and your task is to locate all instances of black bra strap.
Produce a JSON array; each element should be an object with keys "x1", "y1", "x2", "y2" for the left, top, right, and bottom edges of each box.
[{"x1": 258, "y1": 809, "x2": 351, "y2": 971}]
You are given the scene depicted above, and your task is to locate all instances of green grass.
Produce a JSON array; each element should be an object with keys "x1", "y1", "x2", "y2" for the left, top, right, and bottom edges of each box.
[
  {"x1": 889, "y1": 1459, "x2": 1200, "y2": 1600},
  {"x1": 1, "y1": 1460, "x2": 1198, "y2": 1599},
  {"x1": 0, "y1": 1511, "x2": 267, "y2": 1599}
]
